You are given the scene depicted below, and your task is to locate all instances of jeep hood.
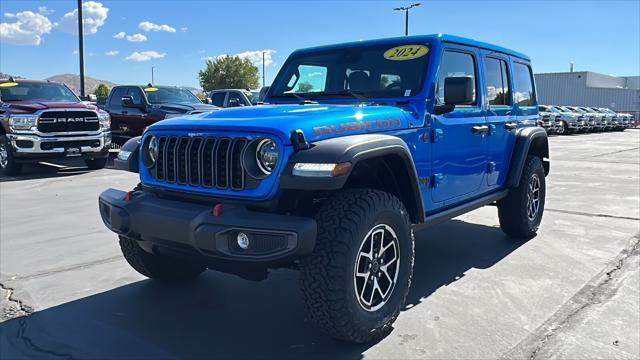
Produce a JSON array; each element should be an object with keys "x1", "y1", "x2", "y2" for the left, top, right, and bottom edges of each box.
[
  {"x1": 149, "y1": 104, "x2": 413, "y2": 145},
  {"x1": 1, "y1": 101, "x2": 98, "y2": 114}
]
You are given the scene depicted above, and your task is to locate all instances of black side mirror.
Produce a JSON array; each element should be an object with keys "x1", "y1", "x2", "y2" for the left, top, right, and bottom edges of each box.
[
  {"x1": 444, "y1": 76, "x2": 474, "y2": 105},
  {"x1": 228, "y1": 98, "x2": 241, "y2": 107},
  {"x1": 122, "y1": 95, "x2": 145, "y2": 109}
]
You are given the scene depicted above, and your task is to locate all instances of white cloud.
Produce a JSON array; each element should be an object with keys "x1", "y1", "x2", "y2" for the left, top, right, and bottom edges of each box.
[
  {"x1": 58, "y1": 1, "x2": 108, "y2": 35},
  {"x1": 4, "y1": 13, "x2": 16, "y2": 18},
  {"x1": 139, "y1": 21, "x2": 175, "y2": 32},
  {"x1": 72, "y1": 50, "x2": 79, "y2": 54},
  {"x1": 105, "y1": 50, "x2": 119, "y2": 56},
  {"x1": 0, "y1": 10, "x2": 53, "y2": 45},
  {"x1": 124, "y1": 50, "x2": 166, "y2": 62},
  {"x1": 180, "y1": 27, "x2": 188, "y2": 32},
  {"x1": 113, "y1": 31, "x2": 125, "y2": 39},
  {"x1": 126, "y1": 33, "x2": 147, "y2": 42},
  {"x1": 38, "y1": 6, "x2": 53, "y2": 16},
  {"x1": 208, "y1": 49, "x2": 277, "y2": 67}
]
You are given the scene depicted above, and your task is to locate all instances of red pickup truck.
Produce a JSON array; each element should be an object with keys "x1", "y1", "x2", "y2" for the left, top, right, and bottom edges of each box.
[{"x1": 0, "y1": 79, "x2": 111, "y2": 176}]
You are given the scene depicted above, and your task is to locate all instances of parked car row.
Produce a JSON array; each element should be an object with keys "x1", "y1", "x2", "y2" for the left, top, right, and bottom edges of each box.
[{"x1": 539, "y1": 105, "x2": 635, "y2": 135}]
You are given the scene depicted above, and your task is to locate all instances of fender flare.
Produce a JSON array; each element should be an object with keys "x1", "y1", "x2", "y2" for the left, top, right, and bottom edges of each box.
[
  {"x1": 280, "y1": 133, "x2": 425, "y2": 222},
  {"x1": 114, "y1": 136, "x2": 141, "y2": 173},
  {"x1": 506, "y1": 127, "x2": 549, "y2": 188}
]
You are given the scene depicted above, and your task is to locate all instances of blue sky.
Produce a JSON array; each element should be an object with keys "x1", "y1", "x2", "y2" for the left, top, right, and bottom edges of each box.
[{"x1": 1, "y1": 0, "x2": 639, "y2": 89}]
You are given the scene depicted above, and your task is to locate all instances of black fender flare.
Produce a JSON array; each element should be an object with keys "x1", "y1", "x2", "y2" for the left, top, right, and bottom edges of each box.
[
  {"x1": 506, "y1": 127, "x2": 550, "y2": 188},
  {"x1": 280, "y1": 134, "x2": 425, "y2": 222},
  {"x1": 114, "y1": 136, "x2": 141, "y2": 173}
]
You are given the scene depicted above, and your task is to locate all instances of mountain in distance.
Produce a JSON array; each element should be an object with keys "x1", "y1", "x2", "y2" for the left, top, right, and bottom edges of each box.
[
  {"x1": 45, "y1": 74, "x2": 118, "y2": 95},
  {"x1": 0, "y1": 72, "x2": 24, "y2": 80}
]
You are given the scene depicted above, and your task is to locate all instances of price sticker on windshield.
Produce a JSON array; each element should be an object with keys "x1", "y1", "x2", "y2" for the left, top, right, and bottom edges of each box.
[
  {"x1": 384, "y1": 45, "x2": 429, "y2": 61},
  {"x1": 0, "y1": 82, "x2": 19, "y2": 88},
  {"x1": 144, "y1": 87, "x2": 159, "y2": 92}
]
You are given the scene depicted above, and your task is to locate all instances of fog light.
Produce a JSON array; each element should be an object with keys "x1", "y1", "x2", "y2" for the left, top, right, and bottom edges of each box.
[{"x1": 237, "y1": 232, "x2": 250, "y2": 250}]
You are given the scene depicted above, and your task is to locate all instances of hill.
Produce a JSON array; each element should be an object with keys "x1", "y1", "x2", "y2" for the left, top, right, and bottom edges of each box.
[{"x1": 45, "y1": 74, "x2": 119, "y2": 95}]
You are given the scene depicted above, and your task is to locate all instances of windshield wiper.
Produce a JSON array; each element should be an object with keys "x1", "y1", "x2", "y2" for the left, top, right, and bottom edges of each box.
[
  {"x1": 271, "y1": 93, "x2": 317, "y2": 105},
  {"x1": 317, "y1": 90, "x2": 371, "y2": 103}
]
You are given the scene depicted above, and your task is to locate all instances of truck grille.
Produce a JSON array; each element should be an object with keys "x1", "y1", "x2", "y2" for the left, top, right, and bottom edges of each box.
[
  {"x1": 38, "y1": 111, "x2": 100, "y2": 133},
  {"x1": 152, "y1": 136, "x2": 248, "y2": 190}
]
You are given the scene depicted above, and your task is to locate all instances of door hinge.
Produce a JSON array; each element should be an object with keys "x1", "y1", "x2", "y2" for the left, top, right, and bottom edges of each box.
[
  {"x1": 487, "y1": 161, "x2": 496, "y2": 173},
  {"x1": 431, "y1": 128, "x2": 444, "y2": 143},
  {"x1": 431, "y1": 173, "x2": 444, "y2": 188}
]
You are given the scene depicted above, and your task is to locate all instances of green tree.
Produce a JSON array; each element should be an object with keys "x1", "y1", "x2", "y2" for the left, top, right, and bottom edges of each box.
[
  {"x1": 94, "y1": 83, "x2": 110, "y2": 97},
  {"x1": 297, "y1": 81, "x2": 314, "y2": 93},
  {"x1": 198, "y1": 55, "x2": 259, "y2": 91}
]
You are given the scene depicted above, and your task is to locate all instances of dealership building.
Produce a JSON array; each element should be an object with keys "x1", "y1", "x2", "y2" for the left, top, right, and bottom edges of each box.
[{"x1": 535, "y1": 71, "x2": 640, "y2": 121}]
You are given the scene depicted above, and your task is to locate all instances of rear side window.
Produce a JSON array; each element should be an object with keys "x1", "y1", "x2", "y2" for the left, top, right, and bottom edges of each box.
[
  {"x1": 484, "y1": 57, "x2": 511, "y2": 107},
  {"x1": 109, "y1": 88, "x2": 126, "y2": 106},
  {"x1": 436, "y1": 50, "x2": 477, "y2": 106},
  {"x1": 227, "y1": 92, "x2": 247, "y2": 105},
  {"x1": 210, "y1": 92, "x2": 226, "y2": 107},
  {"x1": 513, "y1": 63, "x2": 535, "y2": 107}
]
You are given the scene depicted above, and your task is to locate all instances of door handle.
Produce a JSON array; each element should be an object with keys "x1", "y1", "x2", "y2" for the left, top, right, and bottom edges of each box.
[
  {"x1": 504, "y1": 122, "x2": 518, "y2": 130},
  {"x1": 471, "y1": 125, "x2": 489, "y2": 134}
]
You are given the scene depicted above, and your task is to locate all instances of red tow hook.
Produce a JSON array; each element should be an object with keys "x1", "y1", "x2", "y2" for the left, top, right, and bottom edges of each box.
[
  {"x1": 212, "y1": 203, "x2": 223, "y2": 217},
  {"x1": 123, "y1": 190, "x2": 136, "y2": 202}
]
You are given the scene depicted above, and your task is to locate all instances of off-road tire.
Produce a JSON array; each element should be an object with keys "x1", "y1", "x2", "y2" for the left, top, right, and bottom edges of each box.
[
  {"x1": 498, "y1": 156, "x2": 546, "y2": 239},
  {"x1": 0, "y1": 135, "x2": 22, "y2": 176},
  {"x1": 85, "y1": 157, "x2": 108, "y2": 170},
  {"x1": 300, "y1": 189, "x2": 414, "y2": 343},
  {"x1": 119, "y1": 236, "x2": 206, "y2": 282}
]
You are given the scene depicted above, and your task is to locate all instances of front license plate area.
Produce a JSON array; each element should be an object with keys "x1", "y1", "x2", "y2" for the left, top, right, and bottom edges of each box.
[{"x1": 65, "y1": 147, "x2": 81, "y2": 157}]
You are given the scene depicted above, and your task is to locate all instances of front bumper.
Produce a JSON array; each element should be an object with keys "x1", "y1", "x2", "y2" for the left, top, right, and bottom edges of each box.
[
  {"x1": 7, "y1": 131, "x2": 111, "y2": 160},
  {"x1": 98, "y1": 188, "x2": 317, "y2": 264}
]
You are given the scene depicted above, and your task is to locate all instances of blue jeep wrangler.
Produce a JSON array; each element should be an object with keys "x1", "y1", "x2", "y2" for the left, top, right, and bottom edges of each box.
[{"x1": 99, "y1": 34, "x2": 549, "y2": 343}]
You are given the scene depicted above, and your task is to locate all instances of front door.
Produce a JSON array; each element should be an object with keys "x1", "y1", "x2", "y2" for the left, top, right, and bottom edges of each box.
[{"x1": 431, "y1": 47, "x2": 487, "y2": 204}]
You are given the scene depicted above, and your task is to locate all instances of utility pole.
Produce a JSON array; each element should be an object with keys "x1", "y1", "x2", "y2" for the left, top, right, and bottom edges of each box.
[
  {"x1": 393, "y1": 3, "x2": 421, "y2": 36},
  {"x1": 262, "y1": 51, "x2": 266, "y2": 88},
  {"x1": 151, "y1": 66, "x2": 155, "y2": 84},
  {"x1": 77, "y1": 0, "x2": 86, "y2": 98}
]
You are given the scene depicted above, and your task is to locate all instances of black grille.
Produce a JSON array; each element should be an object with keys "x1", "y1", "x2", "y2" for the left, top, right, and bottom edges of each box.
[
  {"x1": 40, "y1": 140, "x2": 101, "y2": 150},
  {"x1": 38, "y1": 111, "x2": 99, "y2": 133},
  {"x1": 153, "y1": 135, "x2": 248, "y2": 190}
]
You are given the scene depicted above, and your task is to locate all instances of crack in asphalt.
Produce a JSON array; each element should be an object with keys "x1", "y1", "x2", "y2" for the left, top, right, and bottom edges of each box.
[
  {"x1": 593, "y1": 146, "x2": 640, "y2": 158},
  {"x1": 545, "y1": 208, "x2": 640, "y2": 221},
  {"x1": 502, "y1": 234, "x2": 640, "y2": 360},
  {"x1": 1, "y1": 256, "x2": 123, "y2": 282},
  {"x1": 0, "y1": 282, "x2": 34, "y2": 319}
]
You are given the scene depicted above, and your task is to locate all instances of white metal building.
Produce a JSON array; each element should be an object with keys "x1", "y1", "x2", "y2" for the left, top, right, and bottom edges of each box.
[{"x1": 534, "y1": 71, "x2": 639, "y2": 120}]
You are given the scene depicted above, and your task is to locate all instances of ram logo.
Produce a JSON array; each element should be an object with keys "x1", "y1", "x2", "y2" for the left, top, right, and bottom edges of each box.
[{"x1": 55, "y1": 117, "x2": 85, "y2": 123}]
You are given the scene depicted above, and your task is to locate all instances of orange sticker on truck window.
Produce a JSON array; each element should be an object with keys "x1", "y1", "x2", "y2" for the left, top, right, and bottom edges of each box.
[
  {"x1": 144, "y1": 87, "x2": 159, "y2": 92},
  {"x1": 0, "y1": 82, "x2": 19, "y2": 87},
  {"x1": 383, "y1": 45, "x2": 429, "y2": 61}
]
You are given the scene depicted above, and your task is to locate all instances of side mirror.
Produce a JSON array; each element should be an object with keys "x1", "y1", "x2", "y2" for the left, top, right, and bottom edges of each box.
[
  {"x1": 228, "y1": 98, "x2": 241, "y2": 107},
  {"x1": 122, "y1": 95, "x2": 145, "y2": 109},
  {"x1": 444, "y1": 76, "x2": 474, "y2": 105}
]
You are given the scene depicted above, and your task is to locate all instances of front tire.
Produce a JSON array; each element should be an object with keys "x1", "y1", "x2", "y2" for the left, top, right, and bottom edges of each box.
[
  {"x1": 0, "y1": 135, "x2": 22, "y2": 176},
  {"x1": 85, "y1": 157, "x2": 108, "y2": 170},
  {"x1": 556, "y1": 122, "x2": 568, "y2": 135},
  {"x1": 498, "y1": 156, "x2": 546, "y2": 239},
  {"x1": 300, "y1": 189, "x2": 414, "y2": 343},
  {"x1": 119, "y1": 236, "x2": 206, "y2": 282}
]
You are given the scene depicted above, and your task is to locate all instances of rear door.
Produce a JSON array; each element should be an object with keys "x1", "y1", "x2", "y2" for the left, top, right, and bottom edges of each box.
[
  {"x1": 431, "y1": 46, "x2": 487, "y2": 204},
  {"x1": 481, "y1": 52, "x2": 516, "y2": 187},
  {"x1": 105, "y1": 87, "x2": 127, "y2": 142}
]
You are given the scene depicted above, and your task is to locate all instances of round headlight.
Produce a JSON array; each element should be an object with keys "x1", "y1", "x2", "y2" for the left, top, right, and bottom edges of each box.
[
  {"x1": 256, "y1": 139, "x2": 278, "y2": 174},
  {"x1": 142, "y1": 135, "x2": 158, "y2": 168},
  {"x1": 148, "y1": 136, "x2": 159, "y2": 163}
]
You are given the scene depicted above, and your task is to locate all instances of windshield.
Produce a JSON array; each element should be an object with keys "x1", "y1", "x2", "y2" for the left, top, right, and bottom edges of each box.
[
  {"x1": 0, "y1": 82, "x2": 79, "y2": 102},
  {"x1": 244, "y1": 91, "x2": 260, "y2": 105},
  {"x1": 269, "y1": 43, "x2": 430, "y2": 100},
  {"x1": 145, "y1": 87, "x2": 201, "y2": 104}
]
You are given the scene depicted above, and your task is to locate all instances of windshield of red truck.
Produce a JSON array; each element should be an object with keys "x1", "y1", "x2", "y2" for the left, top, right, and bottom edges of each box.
[{"x1": 0, "y1": 82, "x2": 80, "y2": 102}]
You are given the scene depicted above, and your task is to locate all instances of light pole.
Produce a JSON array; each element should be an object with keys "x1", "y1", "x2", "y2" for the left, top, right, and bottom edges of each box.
[
  {"x1": 262, "y1": 51, "x2": 266, "y2": 88},
  {"x1": 77, "y1": 0, "x2": 86, "y2": 98},
  {"x1": 393, "y1": 3, "x2": 421, "y2": 36},
  {"x1": 151, "y1": 66, "x2": 155, "y2": 84}
]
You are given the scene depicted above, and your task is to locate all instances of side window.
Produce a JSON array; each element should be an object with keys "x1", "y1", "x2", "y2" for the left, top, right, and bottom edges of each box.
[
  {"x1": 227, "y1": 92, "x2": 247, "y2": 106},
  {"x1": 210, "y1": 92, "x2": 226, "y2": 107},
  {"x1": 109, "y1": 88, "x2": 126, "y2": 106},
  {"x1": 128, "y1": 88, "x2": 144, "y2": 105},
  {"x1": 436, "y1": 50, "x2": 477, "y2": 106},
  {"x1": 484, "y1": 57, "x2": 511, "y2": 106},
  {"x1": 513, "y1": 63, "x2": 535, "y2": 107}
]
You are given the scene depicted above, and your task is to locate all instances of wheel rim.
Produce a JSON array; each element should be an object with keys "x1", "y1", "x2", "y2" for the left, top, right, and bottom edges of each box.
[
  {"x1": 526, "y1": 174, "x2": 541, "y2": 221},
  {"x1": 557, "y1": 123, "x2": 565, "y2": 134},
  {"x1": 353, "y1": 224, "x2": 400, "y2": 312},
  {"x1": 0, "y1": 144, "x2": 8, "y2": 169}
]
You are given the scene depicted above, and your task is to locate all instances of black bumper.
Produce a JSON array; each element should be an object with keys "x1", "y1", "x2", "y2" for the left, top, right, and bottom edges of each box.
[{"x1": 98, "y1": 188, "x2": 317, "y2": 264}]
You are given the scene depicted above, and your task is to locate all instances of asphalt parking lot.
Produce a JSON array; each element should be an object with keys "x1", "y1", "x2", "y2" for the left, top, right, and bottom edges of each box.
[{"x1": 1, "y1": 130, "x2": 639, "y2": 359}]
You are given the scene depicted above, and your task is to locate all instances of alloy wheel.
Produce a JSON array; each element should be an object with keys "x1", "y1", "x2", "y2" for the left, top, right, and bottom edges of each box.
[
  {"x1": 353, "y1": 224, "x2": 401, "y2": 312},
  {"x1": 0, "y1": 144, "x2": 8, "y2": 168},
  {"x1": 526, "y1": 174, "x2": 541, "y2": 221}
]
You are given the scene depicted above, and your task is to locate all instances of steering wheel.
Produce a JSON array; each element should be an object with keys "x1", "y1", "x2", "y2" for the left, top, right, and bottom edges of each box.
[{"x1": 385, "y1": 81, "x2": 403, "y2": 90}]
